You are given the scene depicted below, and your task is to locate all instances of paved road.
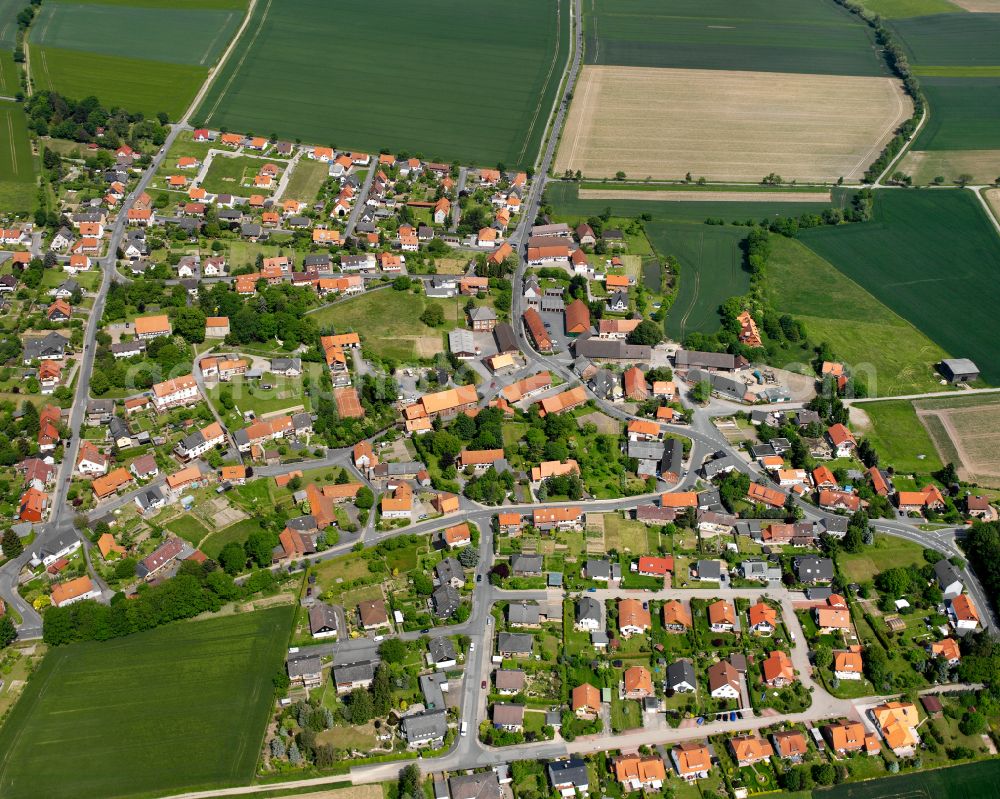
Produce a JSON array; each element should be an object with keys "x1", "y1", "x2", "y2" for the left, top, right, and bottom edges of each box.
[{"x1": 344, "y1": 164, "x2": 377, "y2": 239}]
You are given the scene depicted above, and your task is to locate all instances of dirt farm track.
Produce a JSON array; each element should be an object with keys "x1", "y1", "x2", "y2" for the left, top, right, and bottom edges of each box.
[{"x1": 555, "y1": 66, "x2": 913, "y2": 183}]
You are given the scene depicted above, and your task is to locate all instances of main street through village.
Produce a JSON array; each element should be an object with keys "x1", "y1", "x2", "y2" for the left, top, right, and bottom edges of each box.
[{"x1": 1, "y1": 0, "x2": 994, "y2": 794}]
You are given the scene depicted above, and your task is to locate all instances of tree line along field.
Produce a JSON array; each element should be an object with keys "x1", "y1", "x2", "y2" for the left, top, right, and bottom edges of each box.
[
  {"x1": 546, "y1": 181, "x2": 852, "y2": 225},
  {"x1": 555, "y1": 65, "x2": 912, "y2": 182},
  {"x1": 0, "y1": 606, "x2": 293, "y2": 799},
  {"x1": 643, "y1": 223, "x2": 749, "y2": 340},
  {"x1": 195, "y1": 0, "x2": 569, "y2": 169},
  {"x1": 799, "y1": 189, "x2": 1000, "y2": 385},
  {"x1": 29, "y1": 0, "x2": 247, "y2": 118},
  {"x1": 0, "y1": 100, "x2": 37, "y2": 214},
  {"x1": 584, "y1": 0, "x2": 888, "y2": 76},
  {"x1": 766, "y1": 236, "x2": 948, "y2": 396}
]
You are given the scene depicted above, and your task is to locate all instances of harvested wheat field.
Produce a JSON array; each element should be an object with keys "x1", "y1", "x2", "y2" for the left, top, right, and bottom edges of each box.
[
  {"x1": 556, "y1": 66, "x2": 913, "y2": 182},
  {"x1": 577, "y1": 188, "x2": 832, "y2": 203},
  {"x1": 984, "y1": 188, "x2": 1000, "y2": 221},
  {"x1": 918, "y1": 402, "x2": 1000, "y2": 485}
]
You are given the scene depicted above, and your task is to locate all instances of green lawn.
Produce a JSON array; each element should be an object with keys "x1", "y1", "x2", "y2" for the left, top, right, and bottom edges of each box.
[
  {"x1": 584, "y1": 0, "x2": 887, "y2": 76},
  {"x1": 800, "y1": 190, "x2": 1000, "y2": 385},
  {"x1": 201, "y1": 517, "x2": 270, "y2": 559},
  {"x1": 201, "y1": 154, "x2": 284, "y2": 196},
  {"x1": 166, "y1": 513, "x2": 212, "y2": 546},
  {"x1": 0, "y1": 606, "x2": 293, "y2": 799},
  {"x1": 32, "y1": 46, "x2": 207, "y2": 118},
  {"x1": 858, "y1": 399, "x2": 944, "y2": 475},
  {"x1": 195, "y1": 0, "x2": 569, "y2": 169},
  {"x1": 766, "y1": 235, "x2": 948, "y2": 396},
  {"x1": 284, "y1": 157, "x2": 329, "y2": 203},
  {"x1": 0, "y1": 100, "x2": 36, "y2": 214},
  {"x1": 644, "y1": 222, "x2": 748, "y2": 339},
  {"x1": 308, "y1": 288, "x2": 477, "y2": 362},
  {"x1": 603, "y1": 513, "x2": 650, "y2": 555},
  {"x1": 839, "y1": 532, "x2": 928, "y2": 583}
]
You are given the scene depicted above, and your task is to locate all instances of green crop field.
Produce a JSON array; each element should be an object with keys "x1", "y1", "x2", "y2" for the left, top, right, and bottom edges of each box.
[
  {"x1": 891, "y1": 14, "x2": 1000, "y2": 67},
  {"x1": 911, "y1": 77, "x2": 1000, "y2": 150},
  {"x1": 32, "y1": 46, "x2": 208, "y2": 118},
  {"x1": 0, "y1": 606, "x2": 293, "y2": 799},
  {"x1": 0, "y1": 100, "x2": 36, "y2": 214},
  {"x1": 642, "y1": 223, "x2": 748, "y2": 340},
  {"x1": 815, "y1": 759, "x2": 1000, "y2": 799},
  {"x1": 0, "y1": 50, "x2": 18, "y2": 96},
  {"x1": 584, "y1": 0, "x2": 887, "y2": 76},
  {"x1": 856, "y1": 399, "x2": 944, "y2": 474},
  {"x1": 800, "y1": 189, "x2": 1000, "y2": 385},
  {"x1": 0, "y1": 0, "x2": 21, "y2": 48},
  {"x1": 29, "y1": 0, "x2": 248, "y2": 119},
  {"x1": 196, "y1": 0, "x2": 568, "y2": 169},
  {"x1": 32, "y1": 2, "x2": 243, "y2": 66},
  {"x1": 546, "y1": 182, "x2": 847, "y2": 225},
  {"x1": 858, "y1": 0, "x2": 962, "y2": 17},
  {"x1": 766, "y1": 236, "x2": 948, "y2": 396}
]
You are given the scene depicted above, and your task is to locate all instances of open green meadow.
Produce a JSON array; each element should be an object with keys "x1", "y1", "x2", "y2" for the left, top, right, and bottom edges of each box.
[
  {"x1": 815, "y1": 759, "x2": 1000, "y2": 799},
  {"x1": 583, "y1": 0, "x2": 887, "y2": 76},
  {"x1": 0, "y1": 100, "x2": 36, "y2": 214},
  {"x1": 50, "y1": 0, "x2": 246, "y2": 8},
  {"x1": 856, "y1": 399, "x2": 944, "y2": 474},
  {"x1": 766, "y1": 236, "x2": 947, "y2": 396},
  {"x1": 308, "y1": 288, "x2": 479, "y2": 362},
  {"x1": 0, "y1": 606, "x2": 294, "y2": 799},
  {"x1": 196, "y1": 0, "x2": 568, "y2": 168},
  {"x1": 200, "y1": 154, "x2": 283, "y2": 195},
  {"x1": 32, "y1": 2, "x2": 243, "y2": 66},
  {"x1": 643, "y1": 223, "x2": 748, "y2": 340},
  {"x1": 911, "y1": 77, "x2": 1000, "y2": 150},
  {"x1": 799, "y1": 189, "x2": 1000, "y2": 385},
  {"x1": 546, "y1": 182, "x2": 846, "y2": 225},
  {"x1": 32, "y1": 45, "x2": 207, "y2": 118},
  {"x1": 284, "y1": 157, "x2": 329, "y2": 203}
]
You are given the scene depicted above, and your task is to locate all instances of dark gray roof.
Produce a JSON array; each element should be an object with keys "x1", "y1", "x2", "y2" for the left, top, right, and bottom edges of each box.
[
  {"x1": 661, "y1": 438, "x2": 683, "y2": 475},
  {"x1": 573, "y1": 332, "x2": 651, "y2": 362},
  {"x1": 449, "y1": 772, "x2": 502, "y2": 799},
  {"x1": 795, "y1": 556, "x2": 834, "y2": 582},
  {"x1": 333, "y1": 660, "x2": 375, "y2": 684},
  {"x1": 575, "y1": 596, "x2": 602, "y2": 624},
  {"x1": 429, "y1": 636, "x2": 457, "y2": 663},
  {"x1": 696, "y1": 560, "x2": 722, "y2": 580},
  {"x1": 935, "y1": 559, "x2": 962, "y2": 588},
  {"x1": 585, "y1": 559, "x2": 610, "y2": 579},
  {"x1": 497, "y1": 632, "x2": 533, "y2": 654},
  {"x1": 511, "y1": 553, "x2": 543, "y2": 573},
  {"x1": 435, "y1": 556, "x2": 464, "y2": 585},
  {"x1": 287, "y1": 656, "x2": 322, "y2": 678},
  {"x1": 675, "y1": 350, "x2": 737, "y2": 370},
  {"x1": 508, "y1": 602, "x2": 541, "y2": 625},
  {"x1": 401, "y1": 708, "x2": 447, "y2": 744},
  {"x1": 667, "y1": 658, "x2": 696, "y2": 689},
  {"x1": 432, "y1": 584, "x2": 461, "y2": 617},
  {"x1": 548, "y1": 759, "x2": 589, "y2": 789}
]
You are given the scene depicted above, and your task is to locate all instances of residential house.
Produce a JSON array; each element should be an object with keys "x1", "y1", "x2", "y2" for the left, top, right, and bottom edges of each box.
[{"x1": 707, "y1": 660, "x2": 740, "y2": 699}]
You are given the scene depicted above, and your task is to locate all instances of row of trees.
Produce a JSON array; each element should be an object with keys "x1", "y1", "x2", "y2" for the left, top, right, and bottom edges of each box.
[{"x1": 43, "y1": 558, "x2": 278, "y2": 645}]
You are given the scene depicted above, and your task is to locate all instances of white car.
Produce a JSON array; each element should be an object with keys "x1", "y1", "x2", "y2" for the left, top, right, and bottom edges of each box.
[
  {"x1": 461, "y1": 722, "x2": 468, "y2": 737},
  {"x1": 469, "y1": 642, "x2": 476, "y2": 652}
]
